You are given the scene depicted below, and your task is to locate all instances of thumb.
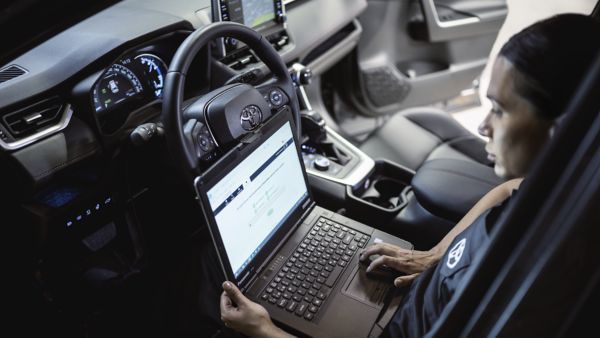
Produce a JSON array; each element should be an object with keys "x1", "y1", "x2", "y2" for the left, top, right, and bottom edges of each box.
[
  {"x1": 222, "y1": 281, "x2": 248, "y2": 306},
  {"x1": 394, "y1": 273, "x2": 420, "y2": 288}
]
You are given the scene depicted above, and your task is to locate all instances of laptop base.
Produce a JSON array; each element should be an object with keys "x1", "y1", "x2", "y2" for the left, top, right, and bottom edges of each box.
[{"x1": 248, "y1": 206, "x2": 412, "y2": 338}]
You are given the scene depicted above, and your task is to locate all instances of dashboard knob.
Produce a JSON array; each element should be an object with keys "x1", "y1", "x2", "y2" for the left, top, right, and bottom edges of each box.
[{"x1": 313, "y1": 156, "x2": 330, "y2": 171}]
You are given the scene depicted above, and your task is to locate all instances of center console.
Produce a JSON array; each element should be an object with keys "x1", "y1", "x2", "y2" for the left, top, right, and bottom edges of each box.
[
  {"x1": 292, "y1": 65, "x2": 416, "y2": 227},
  {"x1": 302, "y1": 124, "x2": 375, "y2": 187},
  {"x1": 300, "y1": 121, "x2": 415, "y2": 225}
]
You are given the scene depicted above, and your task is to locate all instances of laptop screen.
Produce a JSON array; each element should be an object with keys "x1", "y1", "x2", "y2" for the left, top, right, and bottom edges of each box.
[{"x1": 206, "y1": 120, "x2": 309, "y2": 278}]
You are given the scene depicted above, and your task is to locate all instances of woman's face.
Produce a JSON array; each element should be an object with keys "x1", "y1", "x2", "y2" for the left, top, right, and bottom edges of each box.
[{"x1": 479, "y1": 56, "x2": 553, "y2": 179}]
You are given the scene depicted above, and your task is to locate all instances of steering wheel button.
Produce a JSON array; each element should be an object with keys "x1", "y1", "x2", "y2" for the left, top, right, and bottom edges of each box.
[
  {"x1": 198, "y1": 134, "x2": 212, "y2": 152},
  {"x1": 270, "y1": 89, "x2": 283, "y2": 106}
]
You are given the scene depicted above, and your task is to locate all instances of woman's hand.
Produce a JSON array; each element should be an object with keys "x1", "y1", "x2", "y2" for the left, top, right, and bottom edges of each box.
[
  {"x1": 220, "y1": 281, "x2": 294, "y2": 338},
  {"x1": 359, "y1": 243, "x2": 441, "y2": 287}
]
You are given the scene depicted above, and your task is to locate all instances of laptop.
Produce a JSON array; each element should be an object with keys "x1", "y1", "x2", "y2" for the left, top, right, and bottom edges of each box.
[{"x1": 194, "y1": 109, "x2": 412, "y2": 338}]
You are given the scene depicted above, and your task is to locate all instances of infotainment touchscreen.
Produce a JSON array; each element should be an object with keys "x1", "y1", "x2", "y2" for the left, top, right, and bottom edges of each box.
[{"x1": 216, "y1": 0, "x2": 283, "y2": 30}]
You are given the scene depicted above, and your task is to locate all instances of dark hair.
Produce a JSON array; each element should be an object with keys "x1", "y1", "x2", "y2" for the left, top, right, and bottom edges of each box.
[{"x1": 499, "y1": 14, "x2": 600, "y2": 119}]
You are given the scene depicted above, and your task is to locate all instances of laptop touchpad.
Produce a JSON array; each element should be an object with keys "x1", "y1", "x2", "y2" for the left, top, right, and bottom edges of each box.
[{"x1": 342, "y1": 266, "x2": 391, "y2": 308}]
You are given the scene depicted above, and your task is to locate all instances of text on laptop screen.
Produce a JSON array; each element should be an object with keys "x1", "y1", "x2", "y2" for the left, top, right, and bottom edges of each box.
[{"x1": 207, "y1": 121, "x2": 309, "y2": 278}]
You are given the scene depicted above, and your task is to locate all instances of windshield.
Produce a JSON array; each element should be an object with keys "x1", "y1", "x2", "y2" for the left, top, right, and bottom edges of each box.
[{"x1": 0, "y1": 0, "x2": 120, "y2": 66}]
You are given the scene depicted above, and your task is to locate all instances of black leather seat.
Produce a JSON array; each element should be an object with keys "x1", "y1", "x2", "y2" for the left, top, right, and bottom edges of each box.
[
  {"x1": 360, "y1": 107, "x2": 504, "y2": 239},
  {"x1": 359, "y1": 107, "x2": 492, "y2": 171},
  {"x1": 411, "y1": 158, "x2": 504, "y2": 222}
]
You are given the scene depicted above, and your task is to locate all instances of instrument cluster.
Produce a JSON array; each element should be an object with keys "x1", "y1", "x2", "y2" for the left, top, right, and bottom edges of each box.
[{"x1": 92, "y1": 52, "x2": 168, "y2": 115}]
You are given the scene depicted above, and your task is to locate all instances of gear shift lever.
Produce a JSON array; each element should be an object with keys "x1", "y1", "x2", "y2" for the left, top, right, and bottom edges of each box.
[
  {"x1": 292, "y1": 64, "x2": 351, "y2": 167},
  {"x1": 301, "y1": 109, "x2": 350, "y2": 166},
  {"x1": 301, "y1": 109, "x2": 326, "y2": 143}
]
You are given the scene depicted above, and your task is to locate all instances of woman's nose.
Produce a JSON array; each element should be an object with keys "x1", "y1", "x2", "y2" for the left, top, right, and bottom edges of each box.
[{"x1": 478, "y1": 113, "x2": 492, "y2": 138}]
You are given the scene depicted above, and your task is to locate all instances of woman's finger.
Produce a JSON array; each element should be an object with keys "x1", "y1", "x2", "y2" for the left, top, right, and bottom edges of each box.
[
  {"x1": 366, "y1": 254, "x2": 394, "y2": 272},
  {"x1": 222, "y1": 281, "x2": 249, "y2": 307},
  {"x1": 360, "y1": 243, "x2": 398, "y2": 261}
]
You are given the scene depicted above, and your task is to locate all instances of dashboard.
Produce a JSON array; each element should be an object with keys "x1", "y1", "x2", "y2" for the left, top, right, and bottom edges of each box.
[
  {"x1": 0, "y1": 0, "x2": 365, "y2": 148},
  {"x1": 0, "y1": 0, "x2": 367, "y2": 238},
  {"x1": 0, "y1": 0, "x2": 369, "y2": 214}
]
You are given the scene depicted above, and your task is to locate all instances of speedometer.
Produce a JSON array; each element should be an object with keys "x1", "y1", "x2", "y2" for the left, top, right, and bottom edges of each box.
[
  {"x1": 133, "y1": 53, "x2": 168, "y2": 98},
  {"x1": 93, "y1": 64, "x2": 143, "y2": 113}
]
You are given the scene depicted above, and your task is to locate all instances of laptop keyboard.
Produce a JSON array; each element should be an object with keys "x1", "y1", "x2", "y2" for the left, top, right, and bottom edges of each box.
[{"x1": 260, "y1": 217, "x2": 370, "y2": 321}]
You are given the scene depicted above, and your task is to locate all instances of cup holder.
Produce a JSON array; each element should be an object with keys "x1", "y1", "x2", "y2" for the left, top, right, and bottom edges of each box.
[
  {"x1": 346, "y1": 159, "x2": 414, "y2": 224},
  {"x1": 361, "y1": 179, "x2": 407, "y2": 209}
]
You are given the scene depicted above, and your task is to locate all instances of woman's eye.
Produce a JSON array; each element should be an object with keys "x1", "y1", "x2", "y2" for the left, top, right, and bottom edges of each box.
[{"x1": 492, "y1": 107, "x2": 503, "y2": 116}]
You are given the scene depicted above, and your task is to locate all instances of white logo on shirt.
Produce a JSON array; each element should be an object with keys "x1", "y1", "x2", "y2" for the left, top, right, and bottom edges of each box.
[{"x1": 446, "y1": 238, "x2": 466, "y2": 269}]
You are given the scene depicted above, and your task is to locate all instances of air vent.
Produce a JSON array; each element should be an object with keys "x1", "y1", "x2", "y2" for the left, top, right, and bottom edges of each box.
[
  {"x1": 2, "y1": 97, "x2": 64, "y2": 138},
  {"x1": 0, "y1": 65, "x2": 27, "y2": 84}
]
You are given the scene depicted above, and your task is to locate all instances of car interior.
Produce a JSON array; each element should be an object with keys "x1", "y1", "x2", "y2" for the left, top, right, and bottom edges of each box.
[{"x1": 2, "y1": 0, "x2": 599, "y2": 337}]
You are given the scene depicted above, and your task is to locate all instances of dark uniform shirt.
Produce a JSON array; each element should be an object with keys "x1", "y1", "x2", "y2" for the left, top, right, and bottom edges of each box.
[{"x1": 382, "y1": 193, "x2": 515, "y2": 338}]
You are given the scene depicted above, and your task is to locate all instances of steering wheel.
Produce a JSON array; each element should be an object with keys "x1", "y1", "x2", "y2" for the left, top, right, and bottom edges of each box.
[{"x1": 162, "y1": 22, "x2": 300, "y2": 183}]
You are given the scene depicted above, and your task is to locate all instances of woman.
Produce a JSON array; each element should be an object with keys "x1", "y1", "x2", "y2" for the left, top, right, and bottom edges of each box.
[{"x1": 219, "y1": 14, "x2": 600, "y2": 338}]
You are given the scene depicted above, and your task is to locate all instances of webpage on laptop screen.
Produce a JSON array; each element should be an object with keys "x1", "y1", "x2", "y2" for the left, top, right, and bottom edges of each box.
[{"x1": 207, "y1": 122, "x2": 308, "y2": 277}]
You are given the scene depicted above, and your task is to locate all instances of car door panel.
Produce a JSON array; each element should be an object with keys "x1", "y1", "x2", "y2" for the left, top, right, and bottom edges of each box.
[
  {"x1": 352, "y1": 0, "x2": 507, "y2": 116},
  {"x1": 416, "y1": 0, "x2": 508, "y2": 41}
]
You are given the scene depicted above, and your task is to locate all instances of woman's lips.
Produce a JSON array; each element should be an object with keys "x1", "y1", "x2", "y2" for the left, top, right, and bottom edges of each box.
[{"x1": 487, "y1": 152, "x2": 496, "y2": 162}]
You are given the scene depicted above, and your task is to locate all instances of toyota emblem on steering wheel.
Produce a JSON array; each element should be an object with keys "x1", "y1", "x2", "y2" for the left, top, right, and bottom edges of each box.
[{"x1": 240, "y1": 105, "x2": 263, "y2": 131}]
